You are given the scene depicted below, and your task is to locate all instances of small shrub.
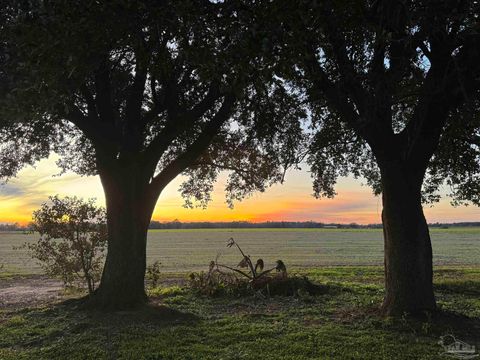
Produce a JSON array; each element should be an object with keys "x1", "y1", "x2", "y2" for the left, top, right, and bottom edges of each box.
[
  {"x1": 23, "y1": 195, "x2": 107, "y2": 294},
  {"x1": 158, "y1": 286, "x2": 184, "y2": 297},
  {"x1": 146, "y1": 261, "x2": 162, "y2": 288},
  {"x1": 148, "y1": 285, "x2": 184, "y2": 298}
]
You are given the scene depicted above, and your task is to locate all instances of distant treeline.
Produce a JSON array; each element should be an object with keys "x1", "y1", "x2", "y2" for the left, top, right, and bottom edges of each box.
[
  {"x1": 428, "y1": 222, "x2": 480, "y2": 228},
  {"x1": 1, "y1": 221, "x2": 479, "y2": 232},
  {"x1": 148, "y1": 220, "x2": 480, "y2": 230},
  {"x1": 0, "y1": 223, "x2": 30, "y2": 231},
  {"x1": 149, "y1": 220, "x2": 346, "y2": 229}
]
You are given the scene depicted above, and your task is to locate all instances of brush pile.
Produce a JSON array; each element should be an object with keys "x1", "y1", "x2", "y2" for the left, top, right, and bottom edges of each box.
[{"x1": 189, "y1": 238, "x2": 324, "y2": 297}]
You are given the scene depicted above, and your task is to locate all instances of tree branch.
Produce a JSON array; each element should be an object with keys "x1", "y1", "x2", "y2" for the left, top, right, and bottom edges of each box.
[
  {"x1": 94, "y1": 60, "x2": 116, "y2": 123},
  {"x1": 401, "y1": 36, "x2": 480, "y2": 169},
  {"x1": 121, "y1": 53, "x2": 149, "y2": 153},
  {"x1": 185, "y1": 83, "x2": 220, "y2": 121},
  {"x1": 80, "y1": 84, "x2": 99, "y2": 122},
  {"x1": 125, "y1": 61, "x2": 148, "y2": 126},
  {"x1": 320, "y1": 5, "x2": 370, "y2": 116},
  {"x1": 61, "y1": 104, "x2": 115, "y2": 155},
  {"x1": 302, "y1": 48, "x2": 361, "y2": 132},
  {"x1": 142, "y1": 82, "x2": 223, "y2": 176},
  {"x1": 194, "y1": 160, "x2": 251, "y2": 176},
  {"x1": 148, "y1": 94, "x2": 236, "y2": 196}
]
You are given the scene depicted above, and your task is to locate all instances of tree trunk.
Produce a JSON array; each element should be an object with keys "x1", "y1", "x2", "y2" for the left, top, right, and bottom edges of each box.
[
  {"x1": 89, "y1": 162, "x2": 156, "y2": 310},
  {"x1": 380, "y1": 160, "x2": 436, "y2": 316}
]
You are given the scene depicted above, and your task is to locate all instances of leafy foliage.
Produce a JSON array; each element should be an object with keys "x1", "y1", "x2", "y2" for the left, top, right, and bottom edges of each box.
[
  {"x1": 25, "y1": 196, "x2": 107, "y2": 294},
  {"x1": 428, "y1": 101, "x2": 480, "y2": 206},
  {"x1": 264, "y1": 0, "x2": 480, "y2": 204},
  {"x1": 146, "y1": 261, "x2": 162, "y2": 289},
  {"x1": 0, "y1": 0, "x2": 306, "y2": 206}
]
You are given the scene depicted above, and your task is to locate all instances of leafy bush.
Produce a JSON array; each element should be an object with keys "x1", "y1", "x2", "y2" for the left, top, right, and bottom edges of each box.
[
  {"x1": 24, "y1": 195, "x2": 107, "y2": 294},
  {"x1": 146, "y1": 261, "x2": 162, "y2": 288}
]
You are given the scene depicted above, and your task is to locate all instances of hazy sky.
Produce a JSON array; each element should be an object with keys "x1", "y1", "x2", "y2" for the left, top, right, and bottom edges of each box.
[{"x1": 1, "y1": 155, "x2": 479, "y2": 224}]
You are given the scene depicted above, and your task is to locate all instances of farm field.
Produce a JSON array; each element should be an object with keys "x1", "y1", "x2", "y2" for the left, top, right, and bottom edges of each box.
[{"x1": 1, "y1": 227, "x2": 479, "y2": 274}]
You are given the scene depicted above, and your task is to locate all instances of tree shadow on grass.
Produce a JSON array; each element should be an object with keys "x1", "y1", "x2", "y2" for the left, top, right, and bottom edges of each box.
[
  {"x1": 56, "y1": 297, "x2": 199, "y2": 328},
  {"x1": 331, "y1": 303, "x2": 480, "y2": 345},
  {"x1": 0, "y1": 299, "x2": 199, "y2": 360},
  {"x1": 431, "y1": 310, "x2": 480, "y2": 338},
  {"x1": 434, "y1": 280, "x2": 480, "y2": 297},
  {"x1": 3, "y1": 297, "x2": 199, "y2": 338},
  {"x1": 110, "y1": 303, "x2": 199, "y2": 326}
]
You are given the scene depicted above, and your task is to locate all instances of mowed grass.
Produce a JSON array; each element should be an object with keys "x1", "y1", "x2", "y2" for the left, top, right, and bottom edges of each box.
[
  {"x1": 1, "y1": 227, "x2": 479, "y2": 274},
  {"x1": 1, "y1": 266, "x2": 479, "y2": 359}
]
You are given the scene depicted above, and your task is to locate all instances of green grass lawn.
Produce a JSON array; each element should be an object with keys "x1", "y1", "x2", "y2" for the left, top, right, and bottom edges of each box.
[{"x1": 1, "y1": 266, "x2": 479, "y2": 360}]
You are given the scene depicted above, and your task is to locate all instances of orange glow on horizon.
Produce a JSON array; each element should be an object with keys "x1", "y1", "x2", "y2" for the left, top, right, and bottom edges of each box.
[{"x1": 1, "y1": 156, "x2": 480, "y2": 225}]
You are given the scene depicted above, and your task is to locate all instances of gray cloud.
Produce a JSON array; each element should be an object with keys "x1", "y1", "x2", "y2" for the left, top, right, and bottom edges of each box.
[{"x1": 0, "y1": 183, "x2": 26, "y2": 198}]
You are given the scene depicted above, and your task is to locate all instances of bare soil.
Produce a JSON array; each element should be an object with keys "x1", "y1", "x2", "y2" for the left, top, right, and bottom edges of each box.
[
  {"x1": 0, "y1": 274, "x2": 188, "y2": 311},
  {"x1": 0, "y1": 275, "x2": 64, "y2": 310}
]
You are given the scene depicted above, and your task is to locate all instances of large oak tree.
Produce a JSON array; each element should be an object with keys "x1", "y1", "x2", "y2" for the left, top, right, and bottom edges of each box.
[
  {"x1": 270, "y1": 0, "x2": 480, "y2": 314},
  {"x1": 0, "y1": 0, "x2": 305, "y2": 309}
]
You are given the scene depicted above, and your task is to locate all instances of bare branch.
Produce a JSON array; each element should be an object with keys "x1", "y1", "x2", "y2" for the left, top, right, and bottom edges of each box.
[
  {"x1": 185, "y1": 83, "x2": 220, "y2": 121},
  {"x1": 302, "y1": 48, "x2": 361, "y2": 131},
  {"x1": 80, "y1": 84, "x2": 99, "y2": 122},
  {"x1": 125, "y1": 60, "x2": 148, "y2": 126},
  {"x1": 94, "y1": 60, "x2": 116, "y2": 123},
  {"x1": 214, "y1": 264, "x2": 252, "y2": 279},
  {"x1": 148, "y1": 93, "x2": 236, "y2": 196},
  {"x1": 61, "y1": 104, "x2": 116, "y2": 156},
  {"x1": 320, "y1": 6, "x2": 370, "y2": 115}
]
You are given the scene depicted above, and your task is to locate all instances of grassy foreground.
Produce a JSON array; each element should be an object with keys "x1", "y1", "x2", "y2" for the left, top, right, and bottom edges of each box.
[{"x1": 1, "y1": 267, "x2": 479, "y2": 360}]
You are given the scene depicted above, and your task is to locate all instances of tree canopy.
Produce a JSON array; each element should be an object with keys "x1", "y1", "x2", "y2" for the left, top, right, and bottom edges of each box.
[
  {"x1": 264, "y1": 0, "x2": 480, "y2": 205},
  {"x1": 0, "y1": 0, "x2": 306, "y2": 205}
]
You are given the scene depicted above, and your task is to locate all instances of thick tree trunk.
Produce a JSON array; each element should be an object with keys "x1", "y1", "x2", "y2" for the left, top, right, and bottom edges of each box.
[
  {"x1": 89, "y1": 163, "x2": 156, "y2": 310},
  {"x1": 380, "y1": 161, "x2": 436, "y2": 316}
]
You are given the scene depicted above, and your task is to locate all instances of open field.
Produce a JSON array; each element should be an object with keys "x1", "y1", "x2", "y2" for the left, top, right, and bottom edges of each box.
[{"x1": 1, "y1": 227, "x2": 479, "y2": 274}]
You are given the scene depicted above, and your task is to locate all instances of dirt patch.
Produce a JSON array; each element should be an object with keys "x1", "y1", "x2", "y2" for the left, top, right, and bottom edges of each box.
[
  {"x1": 0, "y1": 275, "x2": 187, "y2": 311},
  {"x1": 0, "y1": 275, "x2": 64, "y2": 310}
]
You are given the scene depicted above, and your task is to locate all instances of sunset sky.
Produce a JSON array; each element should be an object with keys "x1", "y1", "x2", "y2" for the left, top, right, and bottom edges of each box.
[{"x1": 1, "y1": 155, "x2": 479, "y2": 225}]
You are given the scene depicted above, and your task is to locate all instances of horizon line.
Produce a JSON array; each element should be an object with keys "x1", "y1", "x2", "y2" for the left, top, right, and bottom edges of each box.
[{"x1": 2, "y1": 219, "x2": 479, "y2": 227}]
